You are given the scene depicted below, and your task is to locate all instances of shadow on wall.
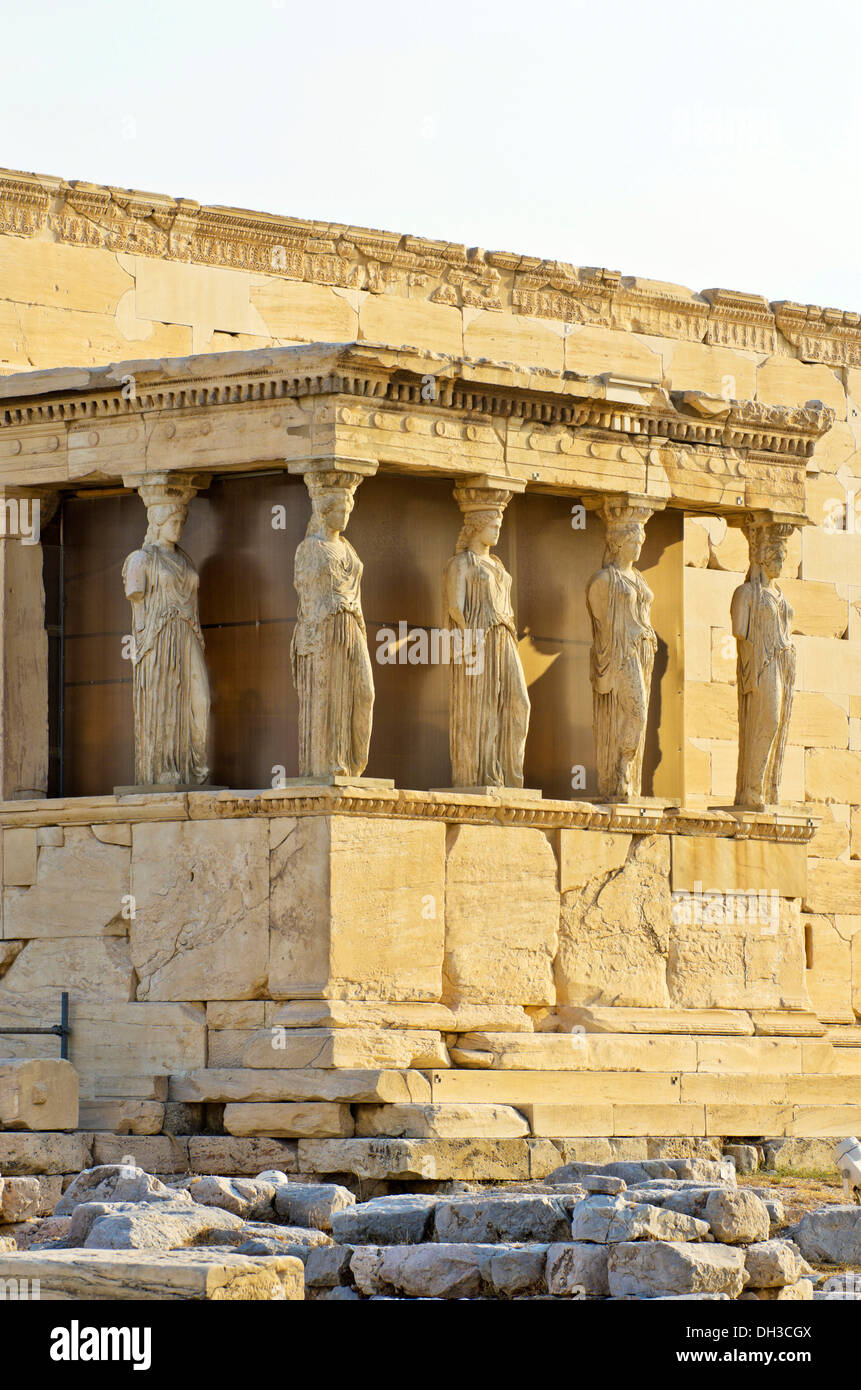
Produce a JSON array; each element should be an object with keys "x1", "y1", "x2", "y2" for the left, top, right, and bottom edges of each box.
[{"x1": 55, "y1": 475, "x2": 684, "y2": 800}]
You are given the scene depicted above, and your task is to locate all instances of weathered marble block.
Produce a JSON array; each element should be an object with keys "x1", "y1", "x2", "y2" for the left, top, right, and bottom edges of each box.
[
  {"x1": 3, "y1": 826, "x2": 129, "y2": 938},
  {"x1": 0, "y1": 1058, "x2": 78, "y2": 1131},
  {"x1": 130, "y1": 820, "x2": 269, "y2": 1001},
  {"x1": 556, "y1": 835, "x2": 672, "y2": 1009},
  {"x1": 0, "y1": 936, "x2": 135, "y2": 1001},
  {"x1": 268, "y1": 816, "x2": 445, "y2": 1001},
  {"x1": 671, "y1": 835, "x2": 807, "y2": 898},
  {"x1": 556, "y1": 832, "x2": 810, "y2": 1013},
  {"x1": 443, "y1": 824, "x2": 558, "y2": 1006}
]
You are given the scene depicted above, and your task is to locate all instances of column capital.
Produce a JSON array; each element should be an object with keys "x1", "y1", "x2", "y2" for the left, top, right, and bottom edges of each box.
[
  {"x1": 730, "y1": 508, "x2": 809, "y2": 536},
  {"x1": 452, "y1": 473, "x2": 526, "y2": 515},
  {"x1": 121, "y1": 471, "x2": 211, "y2": 503},
  {"x1": 584, "y1": 492, "x2": 666, "y2": 525},
  {"x1": 287, "y1": 455, "x2": 378, "y2": 480}
]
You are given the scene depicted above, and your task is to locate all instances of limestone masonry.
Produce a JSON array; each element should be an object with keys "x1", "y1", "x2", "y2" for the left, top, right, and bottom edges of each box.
[{"x1": 0, "y1": 167, "x2": 859, "y2": 1200}]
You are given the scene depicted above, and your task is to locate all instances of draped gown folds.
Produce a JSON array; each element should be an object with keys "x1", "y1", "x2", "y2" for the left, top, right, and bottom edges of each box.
[
  {"x1": 123, "y1": 544, "x2": 210, "y2": 785},
  {"x1": 446, "y1": 548, "x2": 530, "y2": 788},
  {"x1": 588, "y1": 564, "x2": 657, "y2": 800},
  {"x1": 291, "y1": 534, "x2": 373, "y2": 777},
  {"x1": 732, "y1": 578, "x2": 795, "y2": 806}
]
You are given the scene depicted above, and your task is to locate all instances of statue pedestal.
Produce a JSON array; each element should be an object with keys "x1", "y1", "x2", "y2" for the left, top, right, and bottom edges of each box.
[
  {"x1": 431, "y1": 786, "x2": 543, "y2": 800},
  {"x1": 595, "y1": 796, "x2": 681, "y2": 811},
  {"x1": 114, "y1": 783, "x2": 226, "y2": 796},
  {"x1": 272, "y1": 776, "x2": 396, "y2": 790}
]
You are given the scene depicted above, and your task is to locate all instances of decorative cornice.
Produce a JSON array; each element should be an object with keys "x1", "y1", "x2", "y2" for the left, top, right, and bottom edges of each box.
[
  {"x1": 0, "y1": 168, "x2": 859, "y2": 365},
  {"x1": 0, "y1": 787, "x2": 818, "y2": 841},
  {"x1": 773, "y1": 301, "x2": 861, "y2": 368},
  {"x1": 0, "y1": 344, "x2": 834, "y2": 465}
]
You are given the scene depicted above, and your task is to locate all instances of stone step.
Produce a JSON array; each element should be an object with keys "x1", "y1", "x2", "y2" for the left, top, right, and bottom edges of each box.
[
  {"x1": 0, "y1": 1247, "x2": 304, "y2": 1299},
  {"x1": 211, "y1": 1028, "x2": 449, "y2": 1071},
  {"x1": 447, "y1": 1033, "x2": 849, "y2": 1073},
  {"x1": 223, "y1": 1102, "x2": 354, "y2": 1138},
  {"x1": 78, "y1": 1101, "x2": 165, "y2": 1135},
  {"x1": 92, "y1": 1076, "x2": 169, "y2": 1101},
  {"x1": 558, "y1": 1007, "x2": 755, "y2": 1035},
  {"x1": 169, "y1": 1068, "x2": 432, "y2": 1104}
]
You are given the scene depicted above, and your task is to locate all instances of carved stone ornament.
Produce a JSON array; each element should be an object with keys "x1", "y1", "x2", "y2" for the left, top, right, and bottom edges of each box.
[
  {"x1": 122, "y1": 474, "x2": 210, "y2": 786},
  {"x1": 444, "y1": 483, "x2": 530, "y2": 788},
  {"x1": 291, "y1": 470, "x2": 374, "y2": 778},
  {"x1": 732, "y1": 516, "x2": 797, "y2": 810},
  {"x1": 586, "y1": 498, "x2": 658, "y2": 801}
]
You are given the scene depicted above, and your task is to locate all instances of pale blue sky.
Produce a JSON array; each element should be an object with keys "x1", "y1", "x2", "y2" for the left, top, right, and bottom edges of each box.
[{"x1": 4, "y1": 0, "x2": 859, "y2": 308}]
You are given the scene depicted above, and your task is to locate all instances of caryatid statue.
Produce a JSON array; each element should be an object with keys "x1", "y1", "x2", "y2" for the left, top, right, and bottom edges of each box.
[
  {"x1": 122, "y1": 473, "x2": 210, "y2": 787},
  {"x1": 586, "y1": 499, "x2": 658, "y2": 801},
  {"x1": 291, "y1": 470, "x2": 374, "y2": 778},
  {"x1": 732, "y1": 515, "x2": 797, "y2": 810},
  {"x1": 444, "y1": 482, "x2": 530, "y2": 788}
]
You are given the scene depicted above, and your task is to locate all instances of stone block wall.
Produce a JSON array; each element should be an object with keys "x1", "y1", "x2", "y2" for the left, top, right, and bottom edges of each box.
[
  {"x1": 3, "y1": 796, "x2": 856, "y2": 1144},
  {"x1": 0, "y1": 171, "x2": 860, "y2": 1145}
]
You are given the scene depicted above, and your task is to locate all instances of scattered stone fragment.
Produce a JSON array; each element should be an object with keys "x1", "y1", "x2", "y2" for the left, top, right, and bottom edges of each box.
[
  {"x1": 764, "y1": 1198, "x2": 785, "y2": 1231},
  {"x1": 791, "y1": 1206, "x2": 861, "y2": 1265},
  {"x1": 304, "y1": 1244, "x2": 355, "y2": 1289},
  {"x1": 272, "y1": 1182, "x2": 355, "y2": 1231},
  {"x1": 546, "y1": 1242, "x2": 609, "y2": 1296},
  {"x1": 547, "y1": 1159, "x2": 730, "y2": 1188},
  {"x1": 434, "y1": 1193, "x2": 572, "y2": 1245},
  {"x1": 743, "y1": 1239, "x2": 803, "y2": 1288},
  {"x1": 608, "y1": 1241, "x2": 748, "y2": 1299},
  {"x1": 56, "y1": 1165, "x2": 186, "y2": 1215},
  {"x1": 6, "y1": 1215, "x2": 71, "y2": 1250},
  {"x1": 187, "y1": 1175, "x2": 275, "y2": 1221},
  {"x1": 723, "y1": 1144, "x2": 759, "y2": 1175},
  {"x1": 0, "y1": 1059, "x2": 78, "y2": 1132},
  {"x1": 351, "y1": 1243, "x2": 547, "y2": 1299},
  {"x1": 740, "y1": 1280, "x2": 813, "y2": 1301},
  {"x1": 0, "y1": 1176, "x2": 41, "y2": 1222},
  {"x1": 235, "y1": 1221, "x2": 332, "y2": 1249},
  {"x1": 583, "y1": 1174, "x2": 626, "y2": 1195},
  {"x1": 703, "y1": 1189, "x2": 771, "y2": 1245},
  {"x1": 331, "y1": 1194, "x2": 438, "y2": 1245},
  {"x1": 569, "y1": 1195, "x2": 709, "y2": 1245},
  {"x1": 0, "y1": 1247, "x2": 304, "y2": 1299},
  {"x1": 69, "y1": 1200, "x2": 244, "y2": 1251}
]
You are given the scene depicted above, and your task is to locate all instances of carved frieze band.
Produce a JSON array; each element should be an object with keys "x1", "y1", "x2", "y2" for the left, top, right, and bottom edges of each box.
[{"x1": 0, "y1": 170, "x2": 859, "y2": 365}]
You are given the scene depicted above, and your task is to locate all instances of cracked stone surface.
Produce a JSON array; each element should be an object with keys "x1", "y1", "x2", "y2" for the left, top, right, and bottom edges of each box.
[{"x1": 129, "y1": 820, "x2": 269, "y2": 1001}]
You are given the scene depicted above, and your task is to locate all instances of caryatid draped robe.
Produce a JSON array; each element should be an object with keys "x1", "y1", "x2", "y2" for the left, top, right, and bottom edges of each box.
[
  {"x1": 588, "y1": 563, "x2": 657, "y2": 800},
  {"x1": 291, "y1": 533, "x2": 374, "y2": 777},
  {"x1": 445, "y1": 548, "x2": 530, "y2": 787},
  {"x1": 123, "y1": 543, "x2": 210, "y2": 785},
  {"x1": 732, "y1": 575, "x2": 795, "y2": 807}
]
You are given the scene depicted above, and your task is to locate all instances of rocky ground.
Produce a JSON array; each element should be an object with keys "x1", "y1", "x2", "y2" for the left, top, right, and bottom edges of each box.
[{"x1": 1, "y1": 1155, "x2": 860, "y2": 1300}]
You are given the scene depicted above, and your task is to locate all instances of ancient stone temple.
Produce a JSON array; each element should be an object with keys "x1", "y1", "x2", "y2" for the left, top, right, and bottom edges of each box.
[{"x1": 0, "y1": 166, "x2": 859, "y2": 1187}]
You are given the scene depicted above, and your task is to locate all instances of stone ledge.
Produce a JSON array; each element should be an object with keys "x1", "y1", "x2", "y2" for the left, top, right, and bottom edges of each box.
[{"x1": 0, "y1": 791, "x2": 820, "y2": 842}]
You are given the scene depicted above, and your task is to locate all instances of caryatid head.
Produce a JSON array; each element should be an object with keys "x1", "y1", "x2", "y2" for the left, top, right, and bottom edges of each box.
[
  {"x1": 453, "y1": 486, "x2": 512, "y2": 553},
  {"x1": 305, "y1": 470, "x2": 364, "y2": 538},
  {"x1": 140, "y1": 480, "x2": 196, "y2": 548},
  {"x1": 599, "y1": 500, "x2": 652, "y2": 569},
  {"x1": 746, "y1": 519, "x2": 794, "y2": 583}
]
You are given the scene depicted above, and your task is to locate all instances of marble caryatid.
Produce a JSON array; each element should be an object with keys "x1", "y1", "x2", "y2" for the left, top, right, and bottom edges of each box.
[
  {"x1": 732, "y1": 516, "x2": 797, "y2": 810},
  {"x1": 122, "y1": 474, "x2": 210, "y2": 787},
  {"x1": 291, "y1": 470, "x2": 373, "y2": 778},
  {"x1": 444, "y1": 483, "x2": 530, "y2": 788},
  {"x1": 586, "y1": 499, "x2": 657, "y2": 801}
]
